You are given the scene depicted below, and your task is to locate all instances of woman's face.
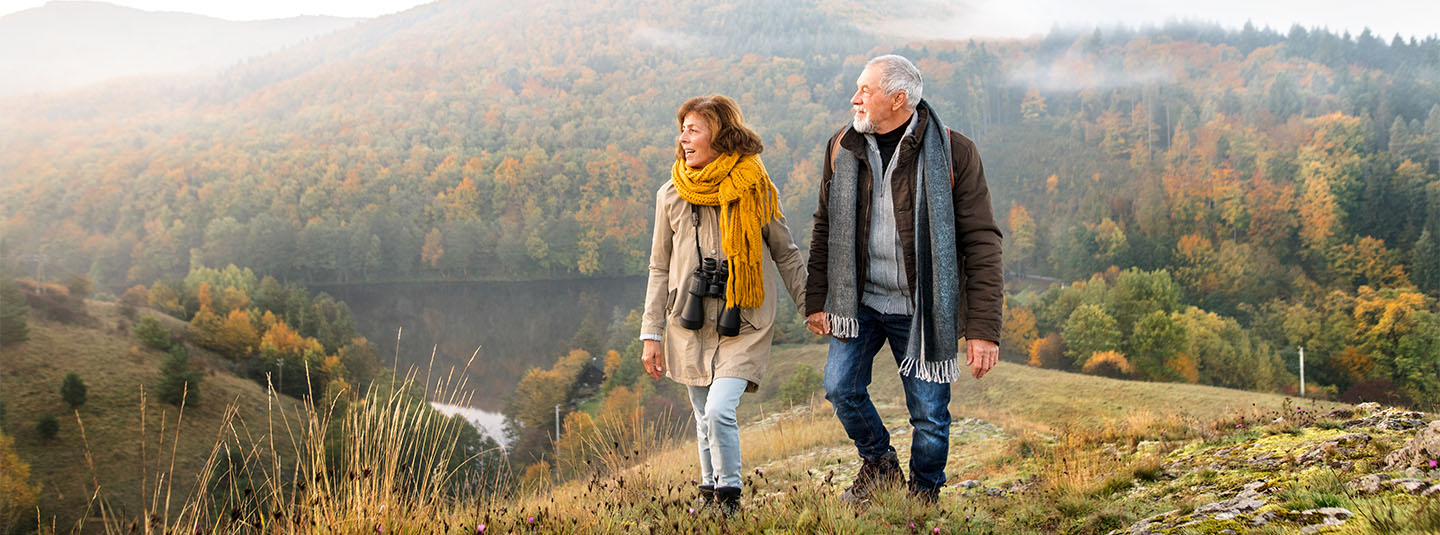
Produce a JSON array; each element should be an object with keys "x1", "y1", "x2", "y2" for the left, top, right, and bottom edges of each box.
[{"x1": 679, "y1": 111, "x2": 718, "y2": 169}]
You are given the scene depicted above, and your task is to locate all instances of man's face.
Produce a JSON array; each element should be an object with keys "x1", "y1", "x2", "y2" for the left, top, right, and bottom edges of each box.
[{"x1": 851, "y1": 65, "x2": 902, "y2": 134}]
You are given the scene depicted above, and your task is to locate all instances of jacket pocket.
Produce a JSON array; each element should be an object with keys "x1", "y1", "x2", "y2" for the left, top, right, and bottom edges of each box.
[{"x1": 665, "y1": 288, "x2": 678, "y2": 316}]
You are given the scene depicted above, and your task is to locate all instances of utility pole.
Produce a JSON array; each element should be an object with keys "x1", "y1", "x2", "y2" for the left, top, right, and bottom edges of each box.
[{"x1": 1299, "y1": 347, "x2": 1306, "y2": 398}]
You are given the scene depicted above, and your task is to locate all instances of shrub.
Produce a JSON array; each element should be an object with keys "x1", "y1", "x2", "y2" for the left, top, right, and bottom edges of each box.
[
  {"x1": 35, "y1": 413, "x2": 58, "y2": 441},
  {"x1": 60, "y1": 372, "x2": 87, "y2": 409},
  {"x1": 133, "y1": 315, "x2": 171, "y2": 349},
  {"x1": 1082, "y1": 350, "x2": 1136, "y2": 378},
  {"x1": 778, "y1": 364, "x2": 822, "y2": 405}
]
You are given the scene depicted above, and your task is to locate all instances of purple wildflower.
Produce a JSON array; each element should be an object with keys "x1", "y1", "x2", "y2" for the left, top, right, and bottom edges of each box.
[
  {"x1": 477, "y1": 524, "x2": 486, "y2": 533},
  {"x1": 1430, "y1": 460, "x2": 1437, "y2": 468}
]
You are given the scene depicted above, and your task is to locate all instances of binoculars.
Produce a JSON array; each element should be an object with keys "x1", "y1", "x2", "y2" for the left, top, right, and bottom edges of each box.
[{"x1": 679, "y1": 258, "x2": 742, "y2": 336}]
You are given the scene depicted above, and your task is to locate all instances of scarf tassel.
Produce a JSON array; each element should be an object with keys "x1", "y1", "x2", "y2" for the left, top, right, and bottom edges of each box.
[
  {"x1": 898, "y1": 356, "x2": 960, "y2": 384},
  {"x1": 826, "y1": 313, "x2": 860, "y2": 339}
]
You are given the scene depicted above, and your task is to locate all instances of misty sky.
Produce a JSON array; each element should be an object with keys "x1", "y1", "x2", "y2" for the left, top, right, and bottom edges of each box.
[{"x1": 1, "y1": 0, "x2": 1438, "y2": 39}]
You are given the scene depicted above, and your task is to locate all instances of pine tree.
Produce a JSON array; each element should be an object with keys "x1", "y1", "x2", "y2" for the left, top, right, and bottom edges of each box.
[
  {"x1": 60, "y1": 373, "x2": 87, "y2": 409},
  {"x1": 1414, "y1": 230, "x2": 1440, "y2": 295},
  {"x1": 156, "y1": 346, "x2": 201, "y2": 407},
  {"x1": 0, "y1": 275, "x2": 28, "y2": 346}
]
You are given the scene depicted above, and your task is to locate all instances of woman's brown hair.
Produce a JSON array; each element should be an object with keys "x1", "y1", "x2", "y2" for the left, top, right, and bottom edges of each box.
[{"x1": 675, "y1": 94, "x2": 764, "y2": 161}]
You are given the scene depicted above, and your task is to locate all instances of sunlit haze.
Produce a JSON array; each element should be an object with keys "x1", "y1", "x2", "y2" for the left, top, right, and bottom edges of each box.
[
  {"x1": 1, "y1": 0, "x2": 1437, "y2": 38},
  {"x1": 0, "y1": 0, "x2": 432, "y2": 20}
]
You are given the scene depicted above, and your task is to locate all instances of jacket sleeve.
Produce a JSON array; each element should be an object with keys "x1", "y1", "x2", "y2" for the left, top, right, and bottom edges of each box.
[
  {"x1": 641, "y1": 185, "x2": 674, "y2": 338},
  {"x1": 949, "y1": 131, "x2": 1004, "y2": 344},
  {"x1": 804, "y1": 131, "x2": 842, "y2": 316},
  {"x1": 765, "y1": 202, "x2": 808, "y2": 314}
]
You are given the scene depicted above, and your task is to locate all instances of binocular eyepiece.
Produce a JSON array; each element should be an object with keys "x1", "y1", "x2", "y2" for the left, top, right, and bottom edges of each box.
[{"x1": 679, "y1": 258, "x2": 742, "y2": 336}]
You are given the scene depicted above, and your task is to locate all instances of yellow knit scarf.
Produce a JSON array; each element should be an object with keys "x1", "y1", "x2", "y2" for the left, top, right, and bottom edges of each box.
[{"x1": 671, "y1": 153, "x2": 780, "y2": 309}]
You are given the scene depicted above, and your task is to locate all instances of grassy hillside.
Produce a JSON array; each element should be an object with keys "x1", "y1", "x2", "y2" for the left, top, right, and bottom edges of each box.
[
  {"x1": 0, "y1": 301, "x2": 304, "y2": 531},
  {"x1": 72, "y1": 339, "x2": 1440, "y2": 534},
  {"x1": 755, "y1": 343, "x2": 1344, "y2": 431}
]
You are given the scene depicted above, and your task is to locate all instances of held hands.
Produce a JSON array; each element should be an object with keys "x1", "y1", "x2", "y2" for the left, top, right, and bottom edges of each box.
[
  {"x1": 965, "y1": 338, "x2": 999, "y2": 379},
  {"x1": 642, "y1": 339, "x2": 664, "y2": 380},
  {"x1": 805, "y1": 312, "x2": 831, "y2": 336}
]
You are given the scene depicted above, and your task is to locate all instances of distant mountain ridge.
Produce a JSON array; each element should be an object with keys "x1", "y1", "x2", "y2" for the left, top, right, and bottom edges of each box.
[{"x1": 0, "y1": 0, "x2": 363, "y2": 97}]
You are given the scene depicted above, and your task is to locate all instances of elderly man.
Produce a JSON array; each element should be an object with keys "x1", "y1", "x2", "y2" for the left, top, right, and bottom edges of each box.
[{"x1": 805, "y1": 54, "x2": 1003, "y2": 504}]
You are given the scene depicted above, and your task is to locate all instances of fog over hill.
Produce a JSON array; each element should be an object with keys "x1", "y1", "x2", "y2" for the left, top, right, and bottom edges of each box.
[{"x1": 0, "y1": 0, "x2": 361, "y2": 97}]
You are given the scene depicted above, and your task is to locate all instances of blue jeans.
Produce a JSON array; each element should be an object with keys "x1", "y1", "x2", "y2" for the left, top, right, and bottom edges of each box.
[
  {"x1": 823, "y1": 305, "x2": 951, "y2": 490},
  {"x1": 687, "y1": 377, "x2": 748, "y2": 488}
]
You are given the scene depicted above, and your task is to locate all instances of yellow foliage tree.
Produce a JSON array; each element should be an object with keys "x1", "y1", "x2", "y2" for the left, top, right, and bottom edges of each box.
[
  {"x1": 259, "y1": 320, "x2": 324, "y2": 361},
  {"x1": 211, "y1": 308, "x2": 259, "y2": 359},
  {"x1": 1082, "y1": 350, "x2": 1136, "y2": 378},
  {"x1": 1001, "y1": 306, "x2": 1038, "y2": 362},
  {"x1": 0, "y1": 432, "x2": 40, "y2": 533},
  {"x1": 1164, "y1": 354, "x2": 1200, "y2": 384},
  {"x1": 1028, "y1": 333, "x2": 1066, "y2": 369},
  {"x1": 188, "y1": 305, "x2": 223, "y2": 348}
]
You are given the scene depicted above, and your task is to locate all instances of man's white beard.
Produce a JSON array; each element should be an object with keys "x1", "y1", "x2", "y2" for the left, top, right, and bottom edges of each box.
[{"x1": 852, "y1": 111, "x2": 876, "y2": 133}]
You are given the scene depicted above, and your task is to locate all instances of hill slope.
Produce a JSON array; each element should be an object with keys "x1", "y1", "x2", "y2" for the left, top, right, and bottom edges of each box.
[{"x1": 0, "y1": 301, "x2": 304, "y2": 530}]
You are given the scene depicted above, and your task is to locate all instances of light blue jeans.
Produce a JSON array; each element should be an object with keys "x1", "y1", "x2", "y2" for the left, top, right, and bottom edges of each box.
[{"x1": 687, "y1": 376, "x2": 748, "y2": 488}]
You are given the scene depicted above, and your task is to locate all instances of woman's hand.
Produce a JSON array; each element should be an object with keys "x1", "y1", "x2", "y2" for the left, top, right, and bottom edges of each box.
[{"x1": 642, "y1": 339, "x2": 665, "y2": 379}]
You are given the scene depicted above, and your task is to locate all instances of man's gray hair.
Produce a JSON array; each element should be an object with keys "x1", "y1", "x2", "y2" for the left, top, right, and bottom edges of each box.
[{"x1": 866, "y1": 54, "x2": 923, "y2": 110}]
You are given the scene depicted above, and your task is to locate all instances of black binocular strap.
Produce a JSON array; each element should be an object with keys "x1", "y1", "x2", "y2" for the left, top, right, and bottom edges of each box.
[{"x1": 690, "y1": 203, "x2": 703, "y2": 265}]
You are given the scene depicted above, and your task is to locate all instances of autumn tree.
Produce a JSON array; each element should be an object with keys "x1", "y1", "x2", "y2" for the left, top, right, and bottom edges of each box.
[
  {"x1": 0, "y1": 432, "x2": 40, "y2": 534},
  {"x1": 1062, "y1": 304, "x2": 1122, "y2": 368},
  {"x1": 1000, "y1": 305, "x2": 1038, "y2": 363},
  {"x1": 1129, "y1": 310, "x2": 1188, "y2": 381}
]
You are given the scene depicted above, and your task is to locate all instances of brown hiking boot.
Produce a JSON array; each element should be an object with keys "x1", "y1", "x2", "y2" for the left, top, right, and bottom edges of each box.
[{"x1": 839, "y1": 451, "x2": 904, "y2": 504}]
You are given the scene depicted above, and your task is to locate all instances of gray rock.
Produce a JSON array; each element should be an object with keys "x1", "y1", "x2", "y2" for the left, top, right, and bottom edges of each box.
[
  {"x1": 1422, "y1": 484, "x2": 1440, "y2": 497},
  {"x1": 1348, "y1": 474, "x2": 1387, "y2": 494},
  {"x1": 958, "y1": 479, "x2": 982, "y2": 489},
  {"x1": 1387, "y1": 478, "x2": 1429, "y2": 494},
  {"x1": 984, "y1": 487, "x2": 1006, "y2": 497},
  {"x1": 1195, "y1": 486, "x2": 1266, "y2": 516},
  {"x1": 1297, "y1": 507, "x2": 1353, "y2": 534},
  {"x1": 1385, "y1": 421, "x2": 1440, "y2": 470}
]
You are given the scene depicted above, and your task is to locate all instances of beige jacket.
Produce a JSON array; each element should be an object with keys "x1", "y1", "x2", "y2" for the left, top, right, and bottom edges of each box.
[{"x1": 641, "y1": 181, "x2": 807, "y2": 392}]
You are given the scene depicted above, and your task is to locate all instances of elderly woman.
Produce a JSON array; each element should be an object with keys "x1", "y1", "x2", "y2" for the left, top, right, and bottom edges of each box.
[{"x1": 639, "y1": 94, "x2": 806, "y2": 515}]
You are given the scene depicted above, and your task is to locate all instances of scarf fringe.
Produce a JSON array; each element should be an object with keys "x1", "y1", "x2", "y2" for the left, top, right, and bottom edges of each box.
[
  {"x1": 898, "y1": 356, "x2": 959, "y2": 384},
  {"x1": 827, "y1": 313, "x2": 860, "y2": 339}
]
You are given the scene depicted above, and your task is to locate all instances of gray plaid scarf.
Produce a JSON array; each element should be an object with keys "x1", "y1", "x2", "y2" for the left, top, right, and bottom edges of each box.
[{"x1": 825, "y1": 101, "x2": 961, "y2": 384}]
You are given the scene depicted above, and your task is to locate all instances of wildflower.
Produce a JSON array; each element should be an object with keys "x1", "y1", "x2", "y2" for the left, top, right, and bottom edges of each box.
[
  {"x1": 934, "y1": 528, "x2": 941, "y2": 533},
  {"x1": 1430, "y1": 460, "x2": 1437, "y2": 468},
  {"x1": 688, "y1": 508, "x2": 695, "y2": 514},
  {"x1": 528, "y1": 517, "x2": 535, "y2": 524}
]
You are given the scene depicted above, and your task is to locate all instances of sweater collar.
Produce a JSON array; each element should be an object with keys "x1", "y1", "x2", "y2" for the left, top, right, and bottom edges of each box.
[{"x1": 839, "y1": 100, "x2": 934, "y2": 158}]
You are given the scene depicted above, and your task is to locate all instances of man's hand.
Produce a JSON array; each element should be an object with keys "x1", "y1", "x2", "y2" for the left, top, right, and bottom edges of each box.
[
  {"x1": 965, "y1": 338, "x2": 999, "y2": 379},
  {"x1": 642, "y1": 339, "x2": 664, "y2": 379},
  {"x1": 805, "y1": 312, "x2": 831, "y2": 336}
]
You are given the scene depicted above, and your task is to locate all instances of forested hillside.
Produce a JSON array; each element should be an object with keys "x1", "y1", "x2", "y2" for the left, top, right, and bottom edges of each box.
[{"x1": 2, "y1": 0, "x2": 1439, "y2": 403}]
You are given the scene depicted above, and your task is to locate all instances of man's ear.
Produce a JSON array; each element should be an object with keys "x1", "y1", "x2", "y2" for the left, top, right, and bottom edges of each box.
[{"x1": 892, "y1": 91, "x2": 907, "y2": 112}]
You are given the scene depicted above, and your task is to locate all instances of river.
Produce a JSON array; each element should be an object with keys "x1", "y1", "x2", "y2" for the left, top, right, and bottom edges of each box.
[{"x1": 318, "y1": 277, "x2": 647, "y2": 432}]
